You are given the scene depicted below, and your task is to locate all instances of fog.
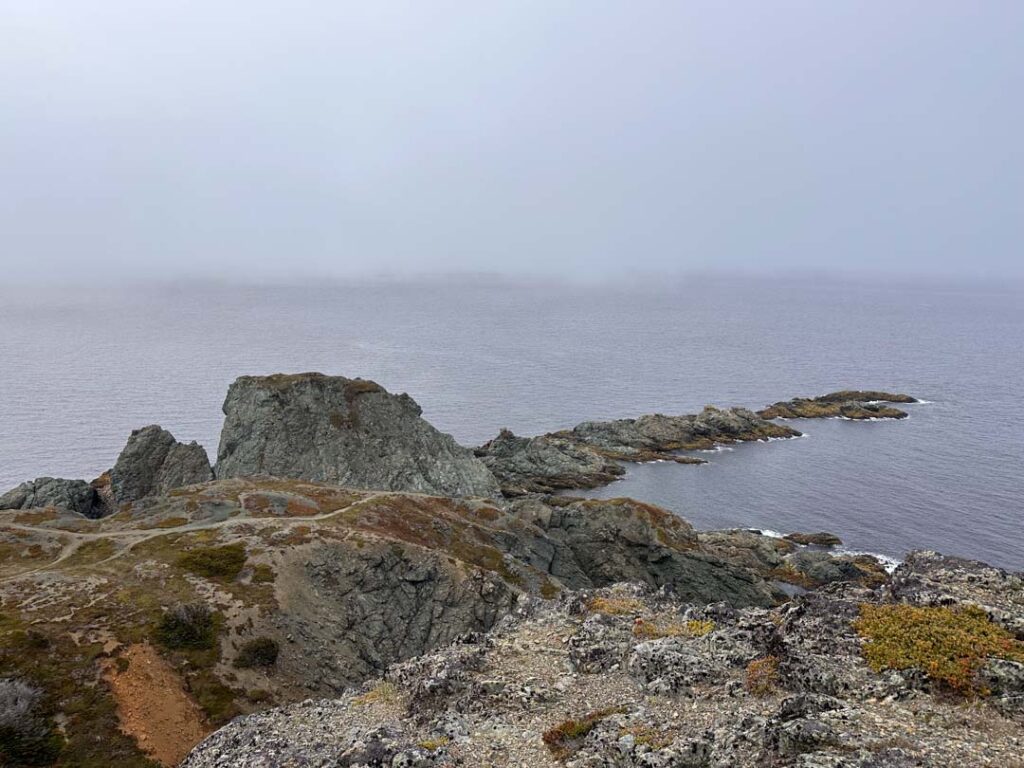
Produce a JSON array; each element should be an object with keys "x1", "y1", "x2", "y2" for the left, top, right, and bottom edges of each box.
[{"x1": 2, "y1": 1, "x2": 1021, "y2": 282}]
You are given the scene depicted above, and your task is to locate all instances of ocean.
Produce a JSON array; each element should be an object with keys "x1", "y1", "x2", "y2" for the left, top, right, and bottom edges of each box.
[{"x1": 1, "y1": 275, "x2": 1021, "y2": 570}]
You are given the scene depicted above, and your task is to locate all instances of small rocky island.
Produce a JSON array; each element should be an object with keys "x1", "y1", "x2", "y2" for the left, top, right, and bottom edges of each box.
[{"x1": 1, "y1": 375, "x2": 1019, "y2": 768}]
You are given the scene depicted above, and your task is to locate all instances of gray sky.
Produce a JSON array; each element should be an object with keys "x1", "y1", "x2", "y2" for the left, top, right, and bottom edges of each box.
[{"x1": 2, "y1": 1, "x2": 1021, "y2": 282}]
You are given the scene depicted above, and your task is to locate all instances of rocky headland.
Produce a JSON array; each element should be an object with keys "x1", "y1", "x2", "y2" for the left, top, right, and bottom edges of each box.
[
  {"x1": 1, "y1": 377, "x2": 1012, "y2": 768},
  {"x1": 477, "y1": 407, "x2": 798, "y2": 495}
]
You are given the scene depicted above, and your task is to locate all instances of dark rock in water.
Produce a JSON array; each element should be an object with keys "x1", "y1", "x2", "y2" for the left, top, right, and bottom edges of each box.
[
  {"x1": 759, "y1": 390, "x2": 917, "y2": 420},
  {"x1": 784, "y1": 531, "x2": 843, "y2": 547},
  {"x1": 0, "y1": 477, "x2": 99, "y2": 517},
  {"x1": 215, "y1": 373, "x2": 500, "y2": 498},
  {"x1": 477, "y1": 405, "x2": 797, "y2": 494},
  {"x1": 109, "y1": 424, "x2": 213, "y2": 504},
  {"x1": 564, "y1": 405, "x2": 799, "y2": 455}
]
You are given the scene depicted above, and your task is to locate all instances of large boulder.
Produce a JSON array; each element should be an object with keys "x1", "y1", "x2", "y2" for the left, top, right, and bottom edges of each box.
[
  {"x1": 0, "y1": 477, "x2": 99, "y2": 517},
  {"x1": 214, "y1": 373, "x2": 501, "y2": 498},
  {"x1": 109, "y1": 425, "x2": 213, "y2": 504}
]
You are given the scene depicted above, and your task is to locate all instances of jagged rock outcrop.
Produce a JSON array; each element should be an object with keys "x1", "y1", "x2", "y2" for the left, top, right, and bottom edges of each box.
[
  {"x1": 108, "y1": 424, "x2": 213, "y2": 504},
  {"x1": 215, "y1": 373, "x2": 501, "y2": 498},
  {"x1": 183, "y1": 552, "x2": 1024, "y2": 768},
  {"x1": 478, "y1": 406, "x2": 799, "y2": 494},
  {"x1": 0, "y1": 477, "x2": 99, "y2": 518},
  {"x1": 510, "y1": 497, "x2": 779, "y2": 607},
  {"x1": 890, "y1": 550, "x2": 1024, "y2": 636},
  {"x1": 759, "y1": 390, "x2": 918, "y2": 420},
  {"x1": 476, "y1": 429, "x2": 626, "y2": 494}
]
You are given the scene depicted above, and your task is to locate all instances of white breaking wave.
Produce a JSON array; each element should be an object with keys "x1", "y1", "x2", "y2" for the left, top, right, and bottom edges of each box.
[{"x1": 754, "y1": 529, "x2": 903, "y2": 573}]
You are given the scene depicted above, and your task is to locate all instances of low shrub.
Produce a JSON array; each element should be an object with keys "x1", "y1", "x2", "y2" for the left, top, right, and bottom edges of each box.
[
  {"x1": 586, "y1": 597, "x2": 643, "y2": 615},
  {"x1": 234, "y1": 638, "x2": 279, "y2": 669},
  {"x1": 352, "y1": 680, "x2": 400, "y2": 706},
  {"x1": 417, "y1": 736, "x2": 450, "y2": 751},
  {"x1": 155, "y1": 603, "x2": 219, "y2": 650},
  {"x1": 633, "y1": 618, "x2": 715, "y2": 639},
  {"x1": 542, "y1": 707, "x2": 624, "y2": 760},
  {"x1": 853, "y1": 603, "x2": 1024, "y2": 695},
  {"x1": 176, "y1": 543, "x2": 247, "y2": 581},
  {"x1": 745, "y1": 656, "x2": 779, "y2": 696}
]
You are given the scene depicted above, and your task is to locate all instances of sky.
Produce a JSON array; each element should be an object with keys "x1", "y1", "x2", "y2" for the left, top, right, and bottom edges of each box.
[{"x1": 1, "y1": 1, "x2": 1022, "y2": 283}]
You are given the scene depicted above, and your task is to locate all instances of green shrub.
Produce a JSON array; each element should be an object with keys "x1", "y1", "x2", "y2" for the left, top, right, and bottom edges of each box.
[
  {"x1": 234, "y1": 638, "x2": 279, "y2": 669},
  {"x1": 176, "y1": 543, "x2": 247, "y2": 580},
  {"x1": 745, "y1": 656, "x2": 779, "y2": 696},
  {"x1": 155, "y1": 603, "x2": 218, "y2": 650},
  {"x1": 853, "y1": 603, "x2": 1024, "y2": 695}
]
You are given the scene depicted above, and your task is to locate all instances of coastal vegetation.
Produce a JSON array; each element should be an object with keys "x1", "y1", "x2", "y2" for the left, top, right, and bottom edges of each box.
[{"x1": 853, "y1": 604, "x2": 1024, "y2": 695}]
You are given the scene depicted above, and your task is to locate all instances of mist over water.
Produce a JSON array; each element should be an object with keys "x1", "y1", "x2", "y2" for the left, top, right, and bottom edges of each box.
[{"x1": 1, "y1": 275, "x2": 1021, "y2": 569}]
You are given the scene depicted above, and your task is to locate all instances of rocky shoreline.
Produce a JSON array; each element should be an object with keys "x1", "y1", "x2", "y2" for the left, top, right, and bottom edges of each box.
[{"x1": 1, "y1": 374, "x2": 1016, "y2": 768}]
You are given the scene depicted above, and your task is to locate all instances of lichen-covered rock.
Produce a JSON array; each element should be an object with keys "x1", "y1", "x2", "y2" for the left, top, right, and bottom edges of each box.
[
  {"x1": 697, "y1": 530, "x2": 795, "y2": 572},
  {"x1": 215, "y1": 373, "x2": 501, "y2": 498},
  {"x1": 109, "y1": 424, "x2": 213, "y2": 503},
  {"x1": 889, "y1": 550, "x2": 1024, "y2": 635},
  {"x1": 0, "y1": 477, "x2": 99, "y2": 517}
]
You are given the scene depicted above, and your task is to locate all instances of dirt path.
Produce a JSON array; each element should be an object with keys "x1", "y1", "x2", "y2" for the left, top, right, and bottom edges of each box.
[
  {"x1": 103, "y1": 644, "x2": 210, "y2": 767},
  {"x1": 0, "y1": 493, "x2": 390, "y2": 583}
]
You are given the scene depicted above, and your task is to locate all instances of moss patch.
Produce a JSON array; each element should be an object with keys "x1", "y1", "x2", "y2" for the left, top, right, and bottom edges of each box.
[{"x1": 176, "y1": 543, "x2": 247, "y2": 581}]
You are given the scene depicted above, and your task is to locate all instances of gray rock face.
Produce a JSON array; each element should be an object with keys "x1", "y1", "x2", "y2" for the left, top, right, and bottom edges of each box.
[
  {"x1": 109, "y1": 425, "x2": 213, "y2": 504},
  {"x1": 274, "y1": 542, "x2": 517, "y2": 686},
  {"x1": 215, "y1": 373, "x2": 500, "y2": 498},
  {"x1": 0, "y1": 477, "x2": 99, "y2": 517}
]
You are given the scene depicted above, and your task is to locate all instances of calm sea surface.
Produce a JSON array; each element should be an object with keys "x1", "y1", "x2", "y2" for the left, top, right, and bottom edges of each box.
[{"x1": 1, "y1": 276, "x2": 1021, "y2": 569}]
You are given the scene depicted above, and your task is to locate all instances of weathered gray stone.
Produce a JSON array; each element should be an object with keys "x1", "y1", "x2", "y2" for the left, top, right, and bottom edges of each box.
[
  {"x1": 109, "y1": 424, "x2": 213, "y2": 503},
  {"x1": 0, "y1": 477, "x2": 98, "y2": 517},
  {"x1": 215, "y1": 373, "x2": 500, "y2": 498}
]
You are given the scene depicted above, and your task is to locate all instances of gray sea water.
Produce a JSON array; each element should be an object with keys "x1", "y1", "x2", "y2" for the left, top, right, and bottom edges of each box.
[{"x1": 1, "y1": 276, "x2": 1021, "y2": 570}]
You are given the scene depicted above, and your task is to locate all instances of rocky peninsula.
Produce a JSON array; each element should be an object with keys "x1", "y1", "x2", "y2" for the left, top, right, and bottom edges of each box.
[{"x1": 0, "y1": 375, "x2": 1018, "y2": 768}]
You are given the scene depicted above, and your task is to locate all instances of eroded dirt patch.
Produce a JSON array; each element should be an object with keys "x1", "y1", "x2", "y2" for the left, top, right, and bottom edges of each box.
[{"x1": 104, "y1": 643, "x2": 210, "y2": 766}]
